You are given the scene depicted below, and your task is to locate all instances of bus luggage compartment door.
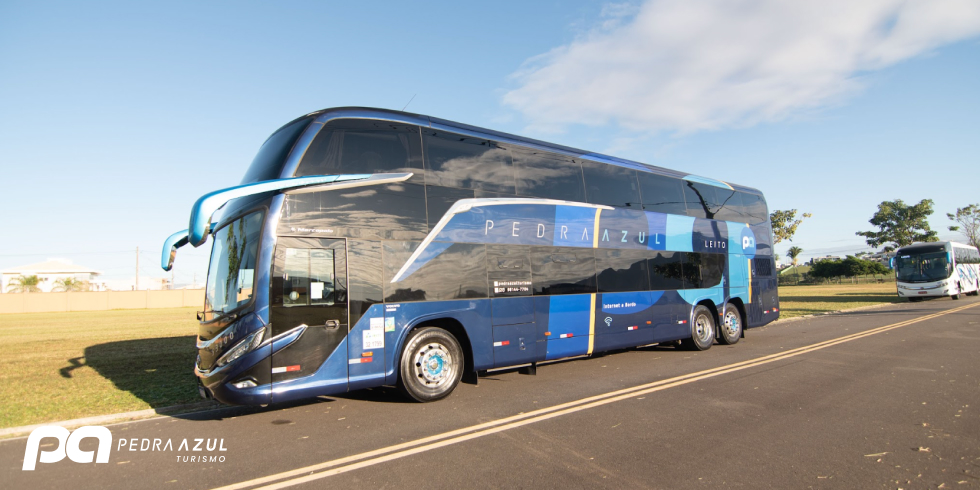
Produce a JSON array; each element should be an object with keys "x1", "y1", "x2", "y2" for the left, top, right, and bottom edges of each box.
[{"x1": 270, "y1": 237, "x2": 349, "y2": 402}]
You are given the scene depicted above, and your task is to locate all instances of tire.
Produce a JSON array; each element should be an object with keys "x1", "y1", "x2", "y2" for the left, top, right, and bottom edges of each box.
[
  {"x1": 952, "y1": 284, "x2": 961, "y2": 300},
  {"x1": 718, "y1": 303, "x2": 742, "y2": 345},
  {"x1": 397, "y1": 327, "x2": 464, "y2": 402},
  {"x1": 681, "y1": 305, "x2": 715, "y2": 351}
]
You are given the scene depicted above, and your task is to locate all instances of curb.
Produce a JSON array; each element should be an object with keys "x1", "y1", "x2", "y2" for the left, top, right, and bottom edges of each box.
[{"x1": 0, "y1": 401, "x2": 219, "y2": 440}]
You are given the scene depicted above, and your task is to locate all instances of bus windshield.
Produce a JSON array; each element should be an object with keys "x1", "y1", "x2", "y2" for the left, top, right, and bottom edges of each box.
[
  {"x1": 895, "y1": 252, "x2": 950, "y2": 283},
  {"x1": 204, "y1": 211, "x2": 264, "y2": 320}
]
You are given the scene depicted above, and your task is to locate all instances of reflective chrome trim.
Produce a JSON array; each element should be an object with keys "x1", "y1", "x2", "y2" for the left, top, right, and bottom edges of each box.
[
  {"x1": 161, "y1": 229, "x2": 189, "y2": 271},
  {"x1": 187, "y1": 174, "x2": 371, "y2": 247},
  {"x1": 390, "y1": 198, "x2": 613, "y2": 283},
  {"x1": 270, "y1": 324, "x2": 308, "y2": 353},
  {"x1": 283, "y1": 172, "x2": 413, "y2": 195}
]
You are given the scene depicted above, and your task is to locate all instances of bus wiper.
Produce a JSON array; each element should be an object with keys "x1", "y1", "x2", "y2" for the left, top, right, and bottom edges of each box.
[{"x1": 197, "y1": 310, "x2": 238, "y2": 322}]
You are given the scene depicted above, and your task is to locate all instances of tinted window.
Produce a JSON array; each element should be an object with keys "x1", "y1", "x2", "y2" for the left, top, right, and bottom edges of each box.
[
  {"x1": 596, "y1": 249, "x2": 650, "y2": 293},
  {"x1": 241, "y1": 116, "x2": 312, "y2": 184},
  {"x1": 514, "y1": 150, "x2": 586, "y2": 202},
  {"x1": 714, "y1": 189, "x2": 742, "y2": 221},
  {"x1": 683, "y1": 182, "x2": 727, "y2": 220},
  {"x1": 581, "y1": 160, "x2": 641, "y2": 208},
  {"x1": 295, "y1": 119, "x2": 423, "y2": 182},
  {"x1": 280, "y1": 182, "x2": 427, "y2": 240},
  {"x1": 348, "y1": 240, "x2": 382, "y2": 327},
  {"x1": 383, "y1": 242, "x2": 488, "y2": 302},
  {"x1": 647, "y1": 251, "x2": 684, "y2": 290},
  {"x1": 742, "y1": 193, "x2": 768, "y2": 225},
  {"x1": 701, "y1": 253, "x2": 725, "y2": 288},
  {"x1": 487, "y1": 245, "x2": 532, "y2": 297},
  {"x1": 638, "y1": 172, "x2": 687, "y2": 215},
  {"x1": 423, "y1": 131, "x2": 515, "y2": 193},
  {"x1": 531, "y1": 246, "x2": 597, "y2": 295},
  {"x1": 683, "y1": 252, "x2": 704, "y2": 288},
  {"x1": 425, "y1": 185, "x2": 474, "y2": 229}
]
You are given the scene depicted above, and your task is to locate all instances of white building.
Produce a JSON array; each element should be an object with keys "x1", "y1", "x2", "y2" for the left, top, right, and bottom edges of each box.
[{"x1": 1, "y1": 259, "x2": 103, "y2": 293}]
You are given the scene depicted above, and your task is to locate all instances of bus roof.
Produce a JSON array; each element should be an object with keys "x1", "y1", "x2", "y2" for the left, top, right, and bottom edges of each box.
[{"x1": 282, "y1": 107, "x2": 765, "y2": 196}]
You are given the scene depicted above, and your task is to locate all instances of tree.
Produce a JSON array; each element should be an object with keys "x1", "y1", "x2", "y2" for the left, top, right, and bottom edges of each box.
[
  {"x1": 6, "y1": 275, "x2": 41, "y2": 293},
  {"x1": 856, "y1": 199, "x2": 938, "y2": 249},
  {"x1": 787, "y1": 246, "x2": 803, "y2": 267},
  {"x1": 770, "y1": 209, "x2": 812, "y2": 245},
  {"x1": 947, "y1": 203, "x2": 980, "y2": 250},
  {"x1": 52, "y1": 277, "x2": 88, "y2": 292}
]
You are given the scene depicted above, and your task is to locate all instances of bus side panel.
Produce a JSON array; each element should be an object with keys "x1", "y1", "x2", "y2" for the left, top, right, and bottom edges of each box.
[
  {"x1": 348, "y1": 304, "x2": 387, "y2": 391},
  {"x1": 534, "y1": 295, "x2": 593, "y2": 360},
  {"x1": 593, "y1": 291, "x2": 659, "y2": 351},
  {"x1": 650, "y1": 291, "x2": 694, "y2": 343},
  {"x1": 383, "y1": 299, "x2": 494, "y2": 385}
]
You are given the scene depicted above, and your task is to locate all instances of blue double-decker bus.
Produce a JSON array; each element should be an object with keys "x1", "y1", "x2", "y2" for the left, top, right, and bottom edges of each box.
[{"x1": 162, "y1": 108, "x2": 779, "y2": 405}]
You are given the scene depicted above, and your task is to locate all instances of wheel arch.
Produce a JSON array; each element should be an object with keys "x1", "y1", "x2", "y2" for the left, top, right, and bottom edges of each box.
[
  {"x1": 393, "y1": 316, "x2": 474, "y2": 386},
  {"x1": 724, "y1": 297, "x2": 747, "y2": 338}
]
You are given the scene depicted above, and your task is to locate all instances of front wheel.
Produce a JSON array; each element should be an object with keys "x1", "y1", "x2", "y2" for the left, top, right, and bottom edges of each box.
[
  {"x1": 718, "y1": 303, "x2": 742, "y2": 345},
  {"x1": 397, "y1": 327, "x2": 464, "y2": 402},
  {"x1": 682, "y1": 305, "x2": 715, "y2": 351}
]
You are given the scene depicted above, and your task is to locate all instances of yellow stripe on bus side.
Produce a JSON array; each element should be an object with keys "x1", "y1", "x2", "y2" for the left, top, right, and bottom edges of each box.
[
  {"x1": 588, "y1": 208, "x2": 601, "y2": 355},
  {"x1": 588, "y1": 293, "x2": 596, "y2": 356},
  {"x1": 747, "y1": 258, "x2": 752, "y2": 303}
]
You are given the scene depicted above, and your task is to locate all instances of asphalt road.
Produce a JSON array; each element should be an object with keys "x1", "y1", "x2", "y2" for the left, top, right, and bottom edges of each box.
[{"x1": 4, "y1": 297, "x2": 979, "y2": 489}]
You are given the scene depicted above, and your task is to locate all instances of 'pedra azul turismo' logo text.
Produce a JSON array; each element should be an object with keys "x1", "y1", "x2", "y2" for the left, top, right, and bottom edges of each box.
[{"x1": 23, "y1": 425, "x2": 229, "y2": 470}]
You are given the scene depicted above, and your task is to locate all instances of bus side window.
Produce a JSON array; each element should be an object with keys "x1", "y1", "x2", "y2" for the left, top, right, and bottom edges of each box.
[
  {"x1": 422, "y1": 131, "x2": 516, "y2": 194},
  {"x1": 647, "y1": 251, "x2": 684, "y2": 290},
  {"x1": 683, "y1": 182, "x2": 722, "y2": 220},
  {"x1": 683, "y1": 252, "x2": 704, "y2": 288},
  {"x1": 530, "y1": 246, "x2": 597, "y2": 295},
  {"x1": 638, "y1": 173, "x2": 687, "y2": 216},
  {"x1": 741, "y1": 193, "x2": 769, "y2": 225},
  {"x1": 295, "y1": 120, "x2": 423, "y2": 182},
  {"x1": 581, "y1": 160, "x2": 641, "y2": 208},
  {"x1": 700, "y1": 253, "x2": 725, "y2": 288},
  {"x1": 595, "y1": 249, "x2": 650, "y2": 293},
  {"x1": 714, "y1": 189, "x2": 742, "y2": 222},
  {"x1": 514, "y1": 150, "x2": 586, "y2": 203}
]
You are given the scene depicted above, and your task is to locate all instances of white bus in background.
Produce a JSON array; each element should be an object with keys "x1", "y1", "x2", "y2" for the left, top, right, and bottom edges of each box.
[{"x1": 894, "y1": 241, "x2": 980, "y2": 301}]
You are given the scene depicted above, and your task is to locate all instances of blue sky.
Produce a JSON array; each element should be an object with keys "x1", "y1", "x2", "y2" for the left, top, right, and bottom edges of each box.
[{"x1": 1, "y1": 1, "x2": 978, "y2": 288}]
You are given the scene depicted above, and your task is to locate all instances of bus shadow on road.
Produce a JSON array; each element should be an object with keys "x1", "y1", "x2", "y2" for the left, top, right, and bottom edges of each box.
[{"x1": 60, "y1": 335, "x2": 202, "y2": 409}]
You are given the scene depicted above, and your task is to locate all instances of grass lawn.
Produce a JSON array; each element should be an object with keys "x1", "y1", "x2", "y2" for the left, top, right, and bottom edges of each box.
[
  {"x1": 776, "y1": 282, "x2": 902, "y2": 318},
  {"x1": 0, "y1": 308, "x2": 204, "y2": 429}
]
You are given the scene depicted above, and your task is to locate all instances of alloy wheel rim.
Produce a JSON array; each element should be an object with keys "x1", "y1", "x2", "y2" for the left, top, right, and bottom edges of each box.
[
  {"x1": 414, "y1": 342, "x2": 454, "y2": 387},
  {"x1": 724, "y1": 311, "x2": 740, "y2": 337},
  {"x1": 695, "y1": 314, "x2": 712, "y2": 343}
]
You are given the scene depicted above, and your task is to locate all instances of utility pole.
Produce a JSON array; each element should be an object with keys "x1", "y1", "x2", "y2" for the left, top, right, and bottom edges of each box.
[{"x1": 135, "y1": 246, "x2": 139, "y2": 291}]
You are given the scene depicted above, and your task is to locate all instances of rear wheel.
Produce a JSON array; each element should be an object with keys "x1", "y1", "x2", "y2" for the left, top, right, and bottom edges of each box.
[
  {"x1": 397, "y1": 327, "x2": 463, "y2": 402},
  {"x1": 682, "y1": 305, "x2": 715, "y2": 351},
  {"x1": 718, "y1": 303, "x2": 742, "y2": 345}
]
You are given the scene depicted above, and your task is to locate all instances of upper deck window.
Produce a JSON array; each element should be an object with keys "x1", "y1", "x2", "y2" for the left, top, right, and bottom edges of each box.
[
  {"x1": 581, "y1": 160, "x2": 641, "y2": 208},
  {"x1": 423, "y1": 131, "x2": 515, "y2": 193},
  {"x1": 513, "y1": 150, "x2": 586, "y2": 203},
  {"x1": 638, "y1": 172, "x2": 687, "y2": 216},
  {"x1": 241, "y1": 116, "x2": 313, "y2": 184},
  {"x1": 295, "y1": 120, "x2": 423, "y2": 181}
]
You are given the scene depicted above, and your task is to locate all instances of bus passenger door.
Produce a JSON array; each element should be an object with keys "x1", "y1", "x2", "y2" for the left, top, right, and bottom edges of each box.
[{"x1": 270, "y1": 238, "x2": 349, "y2": 402}]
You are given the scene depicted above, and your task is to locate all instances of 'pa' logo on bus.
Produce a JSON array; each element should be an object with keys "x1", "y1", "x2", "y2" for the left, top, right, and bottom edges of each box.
[{"x1": 23, "y1": 426, "x2": 111, "y2": 471}]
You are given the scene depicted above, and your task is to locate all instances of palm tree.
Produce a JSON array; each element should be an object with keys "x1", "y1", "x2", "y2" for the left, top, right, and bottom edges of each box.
[
  {"x1": 787, "y1": 246, "x2": 803, "y2": 267},
  {"x1": 6, "y1": 275, "x2": 42, "y2": 293},
  {"x1": 52, "y1": 277, "x2": 88, "y2": 292},
  {"x1": 787, "y1": 246, "x2": 803, "y2": 284}
]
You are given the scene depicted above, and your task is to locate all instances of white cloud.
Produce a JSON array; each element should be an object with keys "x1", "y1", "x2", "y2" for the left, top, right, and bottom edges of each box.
[{"x1": 503, "y1": 0, "x2": 980, "y2": 133}]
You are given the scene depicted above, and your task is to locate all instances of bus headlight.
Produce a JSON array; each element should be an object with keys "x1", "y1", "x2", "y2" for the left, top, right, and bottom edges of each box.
[{"x1": 215, "y1": 328, "x2": 266, "y2": 368}]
